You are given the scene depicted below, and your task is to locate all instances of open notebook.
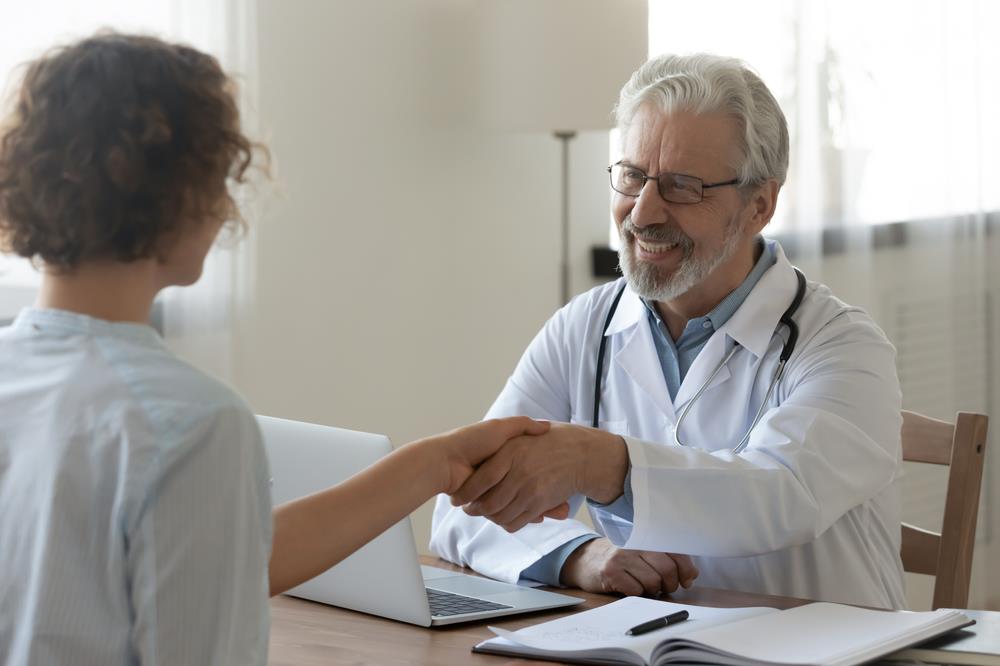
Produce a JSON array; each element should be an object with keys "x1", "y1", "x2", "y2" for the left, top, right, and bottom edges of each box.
[
  {"x1": 887, "y1": 609, "x2": 1000, "y2": 666},
  {"x1": 473, "y1": 596, "x2": 973, "y2": 666}
]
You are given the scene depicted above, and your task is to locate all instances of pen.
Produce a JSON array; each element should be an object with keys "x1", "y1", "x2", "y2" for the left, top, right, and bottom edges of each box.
[{"x1": 624, "y1": 609, "x2": 690, "y2": 636}]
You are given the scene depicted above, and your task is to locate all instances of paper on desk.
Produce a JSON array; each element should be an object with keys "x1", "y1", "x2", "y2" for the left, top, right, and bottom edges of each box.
[
  {"x1": 676, "y1": 603, "x2": 969, "y2": 666},
  {"x1": 489, "y1": 596, "x2": 774, "y2": 663}
]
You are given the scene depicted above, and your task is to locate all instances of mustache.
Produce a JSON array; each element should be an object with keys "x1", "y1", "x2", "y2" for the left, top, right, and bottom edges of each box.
[{"x1": 620, "y1": 216, "x2": 692, "y2": 248}]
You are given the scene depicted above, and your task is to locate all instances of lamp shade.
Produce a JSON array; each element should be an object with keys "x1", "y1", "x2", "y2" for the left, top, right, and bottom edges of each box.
[{"x1": 477, "y1": 0, "x2": 648, "y2": 132}]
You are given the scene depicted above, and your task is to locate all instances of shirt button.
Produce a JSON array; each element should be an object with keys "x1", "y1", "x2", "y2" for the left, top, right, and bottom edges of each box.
[{"x1": 702, "y1": 321, "x2": 712, "y2": 329}]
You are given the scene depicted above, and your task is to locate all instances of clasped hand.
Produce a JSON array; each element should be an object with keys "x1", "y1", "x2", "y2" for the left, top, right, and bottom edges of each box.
[
  {"x1": 443, "y1": 419, "x2": 699, "y2": 596},
  {"x1": 448, "y1": 421, "x2": 630, "y2": 533}
]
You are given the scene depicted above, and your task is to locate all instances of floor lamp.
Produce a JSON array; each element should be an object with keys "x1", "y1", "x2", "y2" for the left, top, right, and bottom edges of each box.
[
  {"x1": 476, "y1": 0, "x2": 647, "y2": 304},
  {"x1": 554, "y1": 130, "x2": 576, "y2": 304}
]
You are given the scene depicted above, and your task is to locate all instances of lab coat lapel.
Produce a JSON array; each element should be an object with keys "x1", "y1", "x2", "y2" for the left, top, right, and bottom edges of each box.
[
  {"x1": 723, "y1": 246, "x2": 800, "y2": 358},
  {"x1": 672, "y1": 331, "x2": 732, "y2": 414},
  {"x1": 612, "y1": 317, "x2": 676, "y2": 421}
]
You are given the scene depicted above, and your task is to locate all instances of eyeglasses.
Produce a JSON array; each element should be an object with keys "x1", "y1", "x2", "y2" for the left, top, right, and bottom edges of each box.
[{"x1": 608, "y1": 161, "x2": 739, "y2": 204}]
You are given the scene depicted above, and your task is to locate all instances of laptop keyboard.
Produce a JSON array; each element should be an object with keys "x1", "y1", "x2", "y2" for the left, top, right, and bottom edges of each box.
[{"x1": 425, "y1": 587, "x2": 513, "y2": 617}]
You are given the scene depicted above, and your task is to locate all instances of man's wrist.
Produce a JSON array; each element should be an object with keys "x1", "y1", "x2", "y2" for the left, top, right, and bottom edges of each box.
[
  {"x1": 559, "y1": 537, "x2": 596, "y2": 587},
  {"x1": 580, "y1": 429, "x2": 629, "y2": 504}
]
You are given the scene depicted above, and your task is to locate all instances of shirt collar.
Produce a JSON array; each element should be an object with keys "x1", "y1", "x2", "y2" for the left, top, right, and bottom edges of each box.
[
  {"x1": 639, "y1": 237, "x2": 776, "y2": 333},
  {"x1": 11, "y1": 307, "x2": 164, "y2": 348}
]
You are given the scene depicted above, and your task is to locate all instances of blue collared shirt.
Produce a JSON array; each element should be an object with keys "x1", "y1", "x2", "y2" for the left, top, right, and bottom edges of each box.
[
  {"x1": 522, "y1": 238, "x2": 778, "y2": 585},
  {"x1": 0, "y1": 308, "x2": 272, "y2": 665},
  {"x1": 643, "y1": 238, "x2": 777, "y2": 402}
]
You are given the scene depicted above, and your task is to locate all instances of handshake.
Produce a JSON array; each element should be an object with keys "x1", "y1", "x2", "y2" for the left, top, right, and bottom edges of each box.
[
  {"x1": 426, "y1": 416, "x2": 631, "y2": 533},
  {"x1": 422, "y1": 416, "x2": 699, "y2": 597}
]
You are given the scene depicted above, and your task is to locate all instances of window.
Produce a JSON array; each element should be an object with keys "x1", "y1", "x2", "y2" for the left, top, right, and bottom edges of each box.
[
  {"x1": 0, "y1": 1, "x2": 238, "y2": 317},
  {"x1": 640, "y1": 0, "x2": 999, "y2": 232}
]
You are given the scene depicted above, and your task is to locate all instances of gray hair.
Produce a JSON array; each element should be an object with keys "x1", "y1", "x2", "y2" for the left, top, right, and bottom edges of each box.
[{"x1": 615, "y1": 53, "x2": 789, "y2": 187}]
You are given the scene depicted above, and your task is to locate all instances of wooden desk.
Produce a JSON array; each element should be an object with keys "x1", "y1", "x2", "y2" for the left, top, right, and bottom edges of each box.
[{"x1": 269, "y1": 556, "x2": 810, "y2": 665}]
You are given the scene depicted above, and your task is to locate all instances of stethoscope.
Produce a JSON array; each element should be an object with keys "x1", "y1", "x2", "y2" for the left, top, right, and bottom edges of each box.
[{"x1": 592, "y1": 268, "x2": 807, "y2": 454}]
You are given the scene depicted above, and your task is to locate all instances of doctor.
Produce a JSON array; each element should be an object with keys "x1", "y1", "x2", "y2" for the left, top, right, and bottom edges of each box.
[{"x1": 431, "y1": 53, "x2": 906, "y2": 609}]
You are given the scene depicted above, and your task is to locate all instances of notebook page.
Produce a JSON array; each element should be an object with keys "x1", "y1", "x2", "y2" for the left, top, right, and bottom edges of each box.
[
  {"x1": 671, "y1": 602, "x2": 968, "y2": 666},
  {"x1": 488, "y1": 597, "x2": 776, "y2": 664},
  {"x1": 486, "y1": 630, "x2": 645, "y2": 665},
  {"x1": 888, "y1": 609, "x2": 1000, "y2": 665}
]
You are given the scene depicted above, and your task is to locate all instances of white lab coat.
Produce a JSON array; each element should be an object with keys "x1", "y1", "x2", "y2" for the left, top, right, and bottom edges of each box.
[{"x1": 431, "y1": 244, "x2": 906, "y2": 609}]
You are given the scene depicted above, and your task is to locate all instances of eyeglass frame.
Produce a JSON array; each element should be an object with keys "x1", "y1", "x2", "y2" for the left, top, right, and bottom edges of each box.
[{"x1": 607, "y1": 160, "x2": 740, "y2": 204}]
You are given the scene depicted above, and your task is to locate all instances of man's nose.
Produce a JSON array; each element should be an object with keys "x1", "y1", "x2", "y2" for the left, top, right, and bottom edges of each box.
[{"x1": 629, "y1": 179, "x2": 669, "y2": 228}]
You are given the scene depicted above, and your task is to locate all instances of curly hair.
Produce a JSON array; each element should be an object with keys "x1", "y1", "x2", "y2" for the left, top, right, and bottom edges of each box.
[{"x1": 0, "y1": 32, "x2": 261, "y2": 269}]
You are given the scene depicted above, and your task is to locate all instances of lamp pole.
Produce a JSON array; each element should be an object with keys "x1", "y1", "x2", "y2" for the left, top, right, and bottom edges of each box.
[{"x1": 554, "y1": 130, "x2": 576, "y2": 305}]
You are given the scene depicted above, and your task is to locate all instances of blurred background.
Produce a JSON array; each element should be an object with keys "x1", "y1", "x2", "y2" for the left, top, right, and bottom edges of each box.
[{"x1": 0, "y1": 0, "x2": 996, "y2": 611}]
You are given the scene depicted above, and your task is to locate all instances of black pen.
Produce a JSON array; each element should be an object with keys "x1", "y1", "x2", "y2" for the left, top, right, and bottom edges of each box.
[{"x1": 625, "y1": 609, "x2": 690, "y2": 636}]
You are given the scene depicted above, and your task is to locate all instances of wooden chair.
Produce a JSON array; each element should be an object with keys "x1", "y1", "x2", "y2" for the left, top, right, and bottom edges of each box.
[{"x1": 900, "y1": 410, "x2": 989, "y2": 609}]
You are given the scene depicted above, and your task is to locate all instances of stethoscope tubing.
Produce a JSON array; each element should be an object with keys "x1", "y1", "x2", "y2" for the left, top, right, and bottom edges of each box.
[{"x1": 592, "y1": 268, "x2": 807, "y2": 454}]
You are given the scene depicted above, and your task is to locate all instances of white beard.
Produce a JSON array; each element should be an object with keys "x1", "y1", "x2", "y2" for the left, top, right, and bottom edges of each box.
[{"x1": 617, "y1": 215, "x2": 744, "y2": 302}]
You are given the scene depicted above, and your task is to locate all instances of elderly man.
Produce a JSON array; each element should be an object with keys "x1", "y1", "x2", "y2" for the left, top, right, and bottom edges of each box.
[{"x1": 430, "y1": 53, "x2": 905, "y2": 609}]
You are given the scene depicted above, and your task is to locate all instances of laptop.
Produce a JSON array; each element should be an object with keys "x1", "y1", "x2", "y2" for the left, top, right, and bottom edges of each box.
[{"x1": 258, "y1": 415, "x2": 584, "y2": 626}]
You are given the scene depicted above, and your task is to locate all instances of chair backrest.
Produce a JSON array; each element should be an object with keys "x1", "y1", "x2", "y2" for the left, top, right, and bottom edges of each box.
[{"x1": 899, "y1": 410, "x2": 989, "y2": 609}]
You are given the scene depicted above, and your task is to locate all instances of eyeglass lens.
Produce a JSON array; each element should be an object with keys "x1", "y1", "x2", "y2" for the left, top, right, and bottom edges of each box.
[{"x1": 609, "y1": 164, "x2": 703, "y2": 204}]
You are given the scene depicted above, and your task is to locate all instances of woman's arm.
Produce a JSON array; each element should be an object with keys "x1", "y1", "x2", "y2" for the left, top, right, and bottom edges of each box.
[{"x1": 268, "y1": 416, "x2": 554, "y2": 596}]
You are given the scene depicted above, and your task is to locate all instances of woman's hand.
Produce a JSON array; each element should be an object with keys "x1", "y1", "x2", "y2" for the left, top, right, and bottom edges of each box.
[
  {"x1": 421, "y1": 417, "x2": 570, "y2": 523},
  {"x1": 428, "y1": 416, "x2": 550, "y2": 494}
]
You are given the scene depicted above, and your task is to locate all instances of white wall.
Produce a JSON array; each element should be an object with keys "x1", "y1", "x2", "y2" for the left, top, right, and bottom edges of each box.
[{"x1": 243, "y1": 0, "x2": 614, "y2": 553}]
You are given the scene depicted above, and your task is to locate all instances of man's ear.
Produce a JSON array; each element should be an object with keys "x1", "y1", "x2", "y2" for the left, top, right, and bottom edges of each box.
[{"x1": 745, "y1": 179, "x2": 780, "y2": 234}]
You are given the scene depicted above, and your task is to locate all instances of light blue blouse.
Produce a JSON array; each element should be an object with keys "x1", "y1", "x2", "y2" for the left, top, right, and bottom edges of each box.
[{"x1": 0, "y1": 308, "x2": 272, "y2": 665}]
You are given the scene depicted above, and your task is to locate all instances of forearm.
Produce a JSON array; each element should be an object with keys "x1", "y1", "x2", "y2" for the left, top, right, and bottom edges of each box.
[
  {"x1": 523, "y1": 535, "x2": 598, "y2": 586},
  {"x1": 269, "y1": 439, "x2": 442, "y2": 596},
  {"x1": 618, "y1": 408, "x2": 898, "y2": 556}
]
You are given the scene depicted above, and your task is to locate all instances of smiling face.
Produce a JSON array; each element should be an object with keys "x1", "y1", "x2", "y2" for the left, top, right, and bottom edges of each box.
[{"x1": 614, "y1": 105, "x2": 769, "y2": 311}]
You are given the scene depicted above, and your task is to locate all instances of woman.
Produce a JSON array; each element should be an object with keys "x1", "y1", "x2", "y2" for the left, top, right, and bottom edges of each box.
[{"x1": 0, "y1": 33, "x2": 556, "y2": 664}]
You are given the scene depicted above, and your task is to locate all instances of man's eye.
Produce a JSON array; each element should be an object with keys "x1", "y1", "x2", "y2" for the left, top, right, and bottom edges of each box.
[{"x1": 623, "y1": 170, "x2": 644, "y2": 181}]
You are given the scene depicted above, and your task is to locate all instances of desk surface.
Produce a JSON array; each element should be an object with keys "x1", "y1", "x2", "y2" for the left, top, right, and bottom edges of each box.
[{"x1": 269, "y1": 556, "x2": 810, "y2": 665}]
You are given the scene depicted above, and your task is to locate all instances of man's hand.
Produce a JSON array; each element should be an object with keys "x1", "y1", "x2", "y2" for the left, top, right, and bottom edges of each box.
[
  {"x1": 560, "y1": 538, "x2": 699, "y2": 597},
  {"x1": 430, "y1": 416, "x2": 550, "y2": 495},
  {"x1": 450, "y1": 422, "x2": 629, "y2": 533},
  {"x1": 428, "y1": 416, "x2": 569, "y2": 524}
]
